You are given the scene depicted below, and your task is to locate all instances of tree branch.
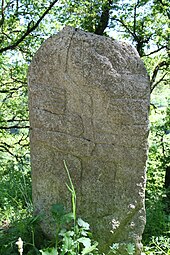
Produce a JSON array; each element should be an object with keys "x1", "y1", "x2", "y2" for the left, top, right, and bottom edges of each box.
[
  {"x1": 150, "y1": 60, "x2": 168, "y2": 85},
  {"x1": 0, "y1": 143, "x2": 19, "y2": 161},
  {"x1": 143, "y1": 45, "x2": 168, "y2": 56},
  {"x1": 0, "y1": 85, "x2": 24, "y2": 93},
  {"x1": 150, "y1": 72, "x2": 168, "y2": 93},
  {"x1": 112, "y1": 13, "x2": 153, "y2": 57},
  {"x1": 6, "y1": 119, "x2": 29, "y2": 122},
  {"x1": 158, "y1": 0, "x2": 170, "y2": 19},
  {"x1": 95, "y1": 0, "x2": 113, "y2": 35},
  {"x1": 133, "y1": 0, "x2": 140, "y2": 36},
  {"x1": 0, "y1": 125, "x2": 30, "y2": 130},
  {"x1": 0, "y1": 0, "x2": 5, "y2": 28},
  {"x1": 0, "y1": 0, "x2": 58, "y2": 53},
  {"x1": 111, "y1": 17, "x2": 136, "y2": 39}
]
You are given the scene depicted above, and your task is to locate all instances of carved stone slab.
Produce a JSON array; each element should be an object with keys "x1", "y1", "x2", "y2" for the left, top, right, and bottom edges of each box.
[{"x1": 28, "y1": 26, "x2": 150, "y2": 254}]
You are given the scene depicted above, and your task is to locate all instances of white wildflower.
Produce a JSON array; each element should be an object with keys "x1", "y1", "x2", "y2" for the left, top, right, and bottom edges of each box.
[{"x1": 16, "y1": 237, "x2": 23, "y2": 255}]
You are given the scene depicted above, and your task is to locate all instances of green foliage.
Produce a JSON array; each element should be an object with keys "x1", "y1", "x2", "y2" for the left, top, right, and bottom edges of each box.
[
  {"x1": 40, "y1": 162, "x2": 99, "y2": 255},
  {"x1": 0, "y1": 215, "x2": 43, "y2": 255},
  {"x1": 0, "y1": 0, "x2": 62, "y2": 239},
  {"x1": 51, "y1": 204, "x2": 74, "y2": 226},
  {"x1": 110, "y1": 243, "x2": 120, "y2": 254},
  {"x1": 143, "y1": 88, "x2": 170, "y2": 241},
  {"x1": 0, "y1": 158, "x2": 32, "y2": 224},
  {"x1": 55, "y1": 0, "x2": 109, "y2": 33},
  {"x1": 109, "y1": 242, "x2": 136, "y2": 255},
  {"x1": 40, "y1": 248, "x2": 58, "y2": 255},
  {"x1": 143, "y1": 236, "x2": 170, "y2": 255},
  {"x1": 126, "y1": 243, "x2": 135, "y2": 255},
  {"x1": 63, "y1": 160, "x2": 76, "y2": 226},
  {"x1": 144, "y1": 199, "x2": 170, "y2": 241}
]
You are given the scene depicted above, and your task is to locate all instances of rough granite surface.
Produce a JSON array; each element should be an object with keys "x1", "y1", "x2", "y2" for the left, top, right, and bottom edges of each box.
[{"x1": 28, "y1": 26, "x2": 150, "y2": 254}]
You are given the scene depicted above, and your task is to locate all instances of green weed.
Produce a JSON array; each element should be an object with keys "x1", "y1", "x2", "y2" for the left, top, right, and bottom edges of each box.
[
  {"x1": 40, "y1": 161, "x2": 99, "y2": 255},
  {"x1": 143, "y1": 236, "x2": 170, "y2": 255}
]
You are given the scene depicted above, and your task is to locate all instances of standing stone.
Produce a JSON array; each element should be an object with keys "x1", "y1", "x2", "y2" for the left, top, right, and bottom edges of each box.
[{"x1": 28, "y1": 26, "x2": 150, "y2": 254}]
